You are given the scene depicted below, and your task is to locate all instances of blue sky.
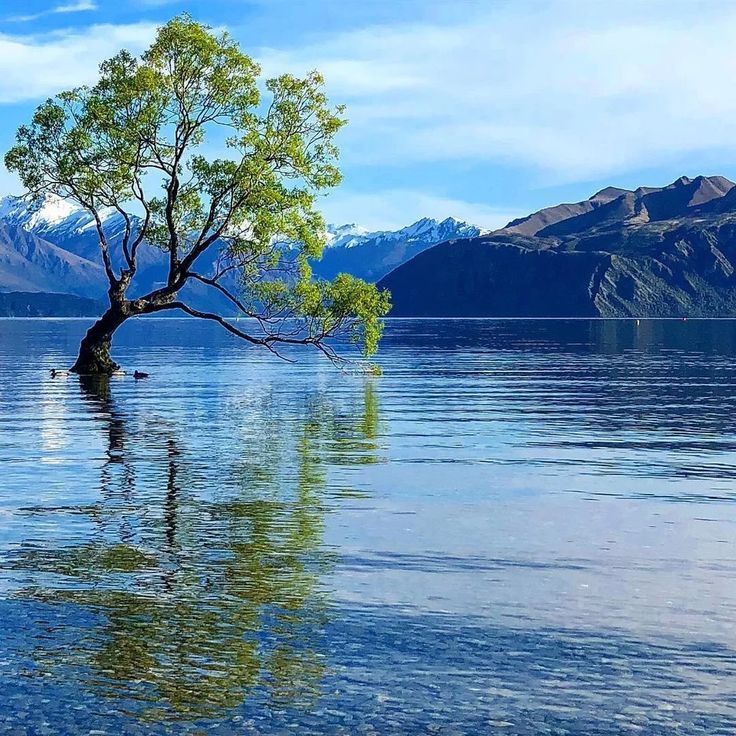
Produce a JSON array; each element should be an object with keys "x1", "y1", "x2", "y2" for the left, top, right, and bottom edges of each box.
[{"x1": 2, "y1": 0, "x2": 736, "y2": 229}]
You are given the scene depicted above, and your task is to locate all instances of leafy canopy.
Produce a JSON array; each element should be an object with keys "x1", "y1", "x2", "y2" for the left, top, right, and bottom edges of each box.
[{"x1": 5, "y1": 14, "x2": 390, "y2": 359}]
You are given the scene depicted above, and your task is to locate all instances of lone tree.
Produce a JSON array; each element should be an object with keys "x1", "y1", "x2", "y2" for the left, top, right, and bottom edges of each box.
[{"x1": 5, "y1": 15, "x2": 389, "y2": 375}]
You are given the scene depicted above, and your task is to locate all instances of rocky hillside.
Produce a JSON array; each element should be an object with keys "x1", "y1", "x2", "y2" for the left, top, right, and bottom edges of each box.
[{"x1": 380, "y1": 175, "x2": 736, "y2": 317}]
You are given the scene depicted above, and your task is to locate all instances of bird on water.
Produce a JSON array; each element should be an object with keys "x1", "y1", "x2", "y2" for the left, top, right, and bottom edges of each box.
[{"x1": 134, "y1": 371, "x2": 149, "y2": 380}]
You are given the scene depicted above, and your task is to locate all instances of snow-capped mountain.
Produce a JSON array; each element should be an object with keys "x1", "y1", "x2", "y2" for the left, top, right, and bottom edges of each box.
[
  {"x1": 0, "y1": 193, "x2": 187, "y2": 301},
  {"x1": 0, "y1": 194, "x2": 171, "y2": 301},
  {"x1": 392, "y1": 216, "x2": 487, "y2": 241},
  {"x1": 324, "y1": 223, "x2": 371, "y2": 249},
  {"x1": 0, "y1": 193, "x2": 489, "y2": 306},
  {"x1": 313, "y1": 216, "x2": 489, "y2": 282},
  {"x1": 0, "y1": 193, "x2": 85, "y2": 232},
  {"x1": 0, "y1": 193, "x2": 132, "y2": 264},
  {"x1": 325, "y1": 217, "x2": 484, "y2": 249}
]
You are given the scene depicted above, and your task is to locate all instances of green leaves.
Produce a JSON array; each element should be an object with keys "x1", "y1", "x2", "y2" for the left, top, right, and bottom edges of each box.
[
  {"x1": 145, "y1": 13, "x2": 261, "y2": 114},
  {"x1": 4, "y1": 13, "x2": 390, "y2": 363},
  {"x1": 291, "y1": 273, "x2": 391, "y2": 357}
]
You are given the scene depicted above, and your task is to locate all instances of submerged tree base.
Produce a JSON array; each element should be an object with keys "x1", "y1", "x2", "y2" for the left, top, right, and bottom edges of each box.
[
  {"x1": 69, "y1": 308, "x2": 127, "y2": 375},
  {"x1": 70, "y1": 346, "x2": 121, "y2": 376}
]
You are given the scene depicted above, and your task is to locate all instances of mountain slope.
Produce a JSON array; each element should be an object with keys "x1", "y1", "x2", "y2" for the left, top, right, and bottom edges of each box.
[
  {"x1": 502, "y1": 186, "x2": 630, "y2": 236},
  {"x1": 0, "y1": 221, "x2": 106, "y2": 297},
  {"x1": 381, "y1": 241, "x2": 606, "y2": 317},
  {"x1": 535, "y1": 175, "x2": 735, "y2": 238},
  {"x1": 380, "y1": 175, "x2": 736, "y2": 317}
]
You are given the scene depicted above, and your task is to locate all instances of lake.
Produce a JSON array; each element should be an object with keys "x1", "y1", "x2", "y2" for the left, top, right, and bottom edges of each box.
[{"x1": 2, "y1": 318, "x2": 736, "y2": 735}]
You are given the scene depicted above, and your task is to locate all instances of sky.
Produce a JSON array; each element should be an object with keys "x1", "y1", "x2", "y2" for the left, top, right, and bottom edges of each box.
[{"x1": 2, "y1": 0, "x2": 736, "y2": 230}]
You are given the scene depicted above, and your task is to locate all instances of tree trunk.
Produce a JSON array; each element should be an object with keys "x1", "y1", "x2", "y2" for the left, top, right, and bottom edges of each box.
[{"x1": 70, "y1": 306, "x2": 129, "y2": 375}]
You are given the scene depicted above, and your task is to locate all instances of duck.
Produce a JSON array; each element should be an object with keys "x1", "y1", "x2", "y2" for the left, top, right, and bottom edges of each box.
[
  {"x1": 133, "y1": 370, "x2": 149, "y2": 380},
  {"x1": 50, "y1": 369, "x2": 68, "y2": 378}
]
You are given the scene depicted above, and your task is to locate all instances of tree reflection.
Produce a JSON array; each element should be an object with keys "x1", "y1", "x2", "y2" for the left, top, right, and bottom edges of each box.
[{"x1": 13, "y1": 377, "x2": 382, "y2": 720}]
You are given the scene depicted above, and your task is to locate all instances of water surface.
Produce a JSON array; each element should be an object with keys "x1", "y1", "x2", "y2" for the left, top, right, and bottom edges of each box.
[{"x1": 2, "y1": 318, "x2": 736, "y2": 734}]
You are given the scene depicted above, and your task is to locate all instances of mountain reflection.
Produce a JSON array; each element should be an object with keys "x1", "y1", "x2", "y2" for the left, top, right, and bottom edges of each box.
[{"x1": 10, "y1": 376, "x2": 382, "y2": 720}]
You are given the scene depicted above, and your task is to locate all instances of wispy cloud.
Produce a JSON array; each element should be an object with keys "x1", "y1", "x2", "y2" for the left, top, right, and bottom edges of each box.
[
  {"x1": 55, "y1": 1, "x2": 96, "y2": 12},
  {"x1": 0, "y1": 23, "x2": 157, "y2": 102},
  {"x1": 320, "y1": 188, "x2": 522, "y2": 231},
  {"x1": 258, "y1": 0, "x2": 736, "y2": 183},
  {"x1": 8, "y1": 0, "x2": 97, "y2": 23}
]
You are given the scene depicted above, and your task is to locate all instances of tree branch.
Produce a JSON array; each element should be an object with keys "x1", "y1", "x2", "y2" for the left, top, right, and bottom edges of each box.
[
  {"x1": 83, "y1": 199, "x2": 118, "y2": 288},
  {"x1": 144, "y1": 300, "x2": 296, "y2": 361},
  {"x1": 185, "y1": 272, "x2": 254, "y2": 315},
  {"x1": 112, "y1": 203, "x2": 134, "y2": 270},
  {"x1": 143, "y1": 299, "x2": 347, "y2": 366}
]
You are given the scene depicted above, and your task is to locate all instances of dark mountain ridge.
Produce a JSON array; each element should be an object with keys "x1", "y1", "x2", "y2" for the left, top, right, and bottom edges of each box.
[
  {"x1": 0, "y1": 291, "x2": 104, "y2": 317},
  {"x1": 380, "y1": 175, "x2": 736, "y2": 317}
]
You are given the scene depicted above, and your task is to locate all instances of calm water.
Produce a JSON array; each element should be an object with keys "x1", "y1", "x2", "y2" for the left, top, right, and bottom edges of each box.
[{"x1": 2, "y1": 318, "x2": 736, "y2": 735}]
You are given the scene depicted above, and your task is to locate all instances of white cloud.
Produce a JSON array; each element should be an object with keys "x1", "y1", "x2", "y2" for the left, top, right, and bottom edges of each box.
[
  {"x1": 0, "y1": 23, "x2": 157, "y2": 103},
  {"x1": 55, "y1": 1, "x2": 96, "y2": 12},
  {"x1": 258, "y1": 0, "x2": 736, "y2": 182},
  {"x1": 319, "y1": 188, "x2": 522, "y2": 231},
  {"x1": 8, "y1": 0, "x2": 97, "y2": 23}
]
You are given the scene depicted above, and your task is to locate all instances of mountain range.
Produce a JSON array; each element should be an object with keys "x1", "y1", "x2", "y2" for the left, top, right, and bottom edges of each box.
[
  {"x1": 381, "y1": 175, "x2": 736, "y2": 317},
  {"x1": 318, "y1": 217, "x2": 486, "y2": 282},
  {"x1": 6, "y1": 175, "x2": 736, "y2": 320},
  {"x1": 0, "y1": 193, "x2": 483, "y2": 315}
]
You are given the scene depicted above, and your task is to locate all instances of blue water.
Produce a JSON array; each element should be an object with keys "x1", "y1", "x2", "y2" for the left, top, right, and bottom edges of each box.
[{"x1": 2, "y1": 318, "x2": 736, "y2": 734}]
